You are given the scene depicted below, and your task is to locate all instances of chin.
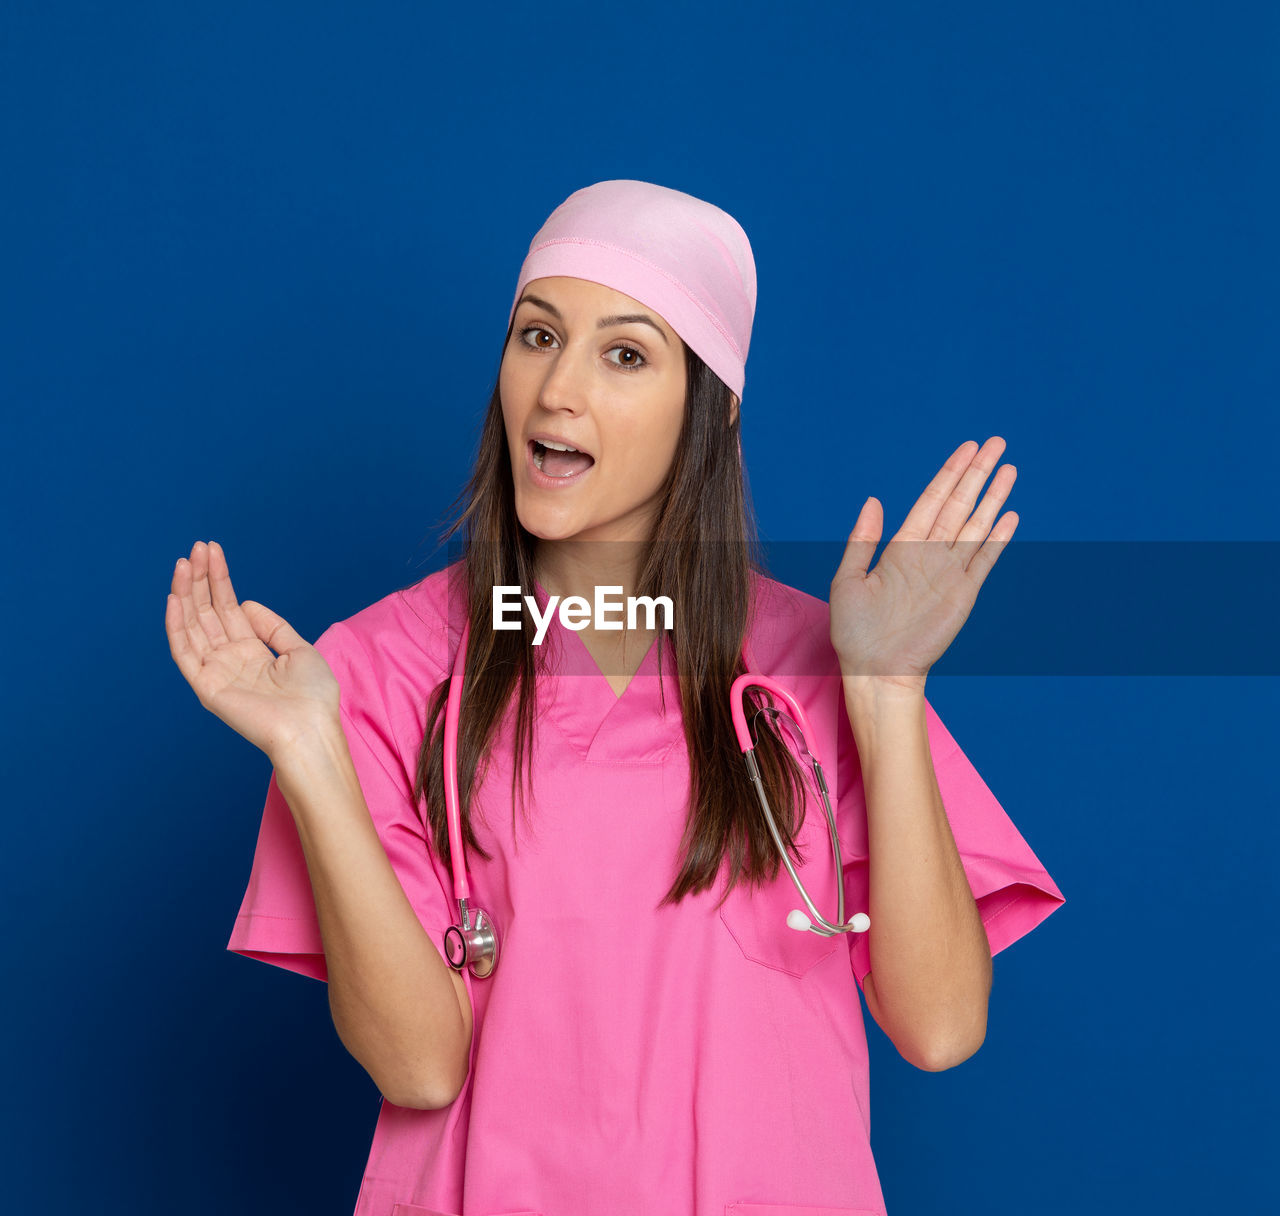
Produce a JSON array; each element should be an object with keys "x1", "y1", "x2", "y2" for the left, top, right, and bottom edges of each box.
[{"x1": 514, "y1": 510, "x2": 583, "y2": 544}]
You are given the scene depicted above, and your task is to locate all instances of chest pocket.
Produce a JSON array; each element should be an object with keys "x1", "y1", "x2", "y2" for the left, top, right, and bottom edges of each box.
[{"x1": 718, "y1": 797, "x2": 848, "y2": 978}]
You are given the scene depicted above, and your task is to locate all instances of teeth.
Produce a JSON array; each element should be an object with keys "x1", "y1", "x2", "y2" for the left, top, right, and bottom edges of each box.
[{"x1": 539, "y1": 440, "x2": 578, "y2": 452}]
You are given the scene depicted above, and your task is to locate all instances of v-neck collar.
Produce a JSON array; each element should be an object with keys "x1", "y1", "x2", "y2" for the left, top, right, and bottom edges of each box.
[{"x1": 532, "y1": 580, "x2": 683, "y2": 763}]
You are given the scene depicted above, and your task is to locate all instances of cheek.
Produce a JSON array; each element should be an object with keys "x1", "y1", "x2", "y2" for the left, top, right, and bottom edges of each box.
[
  {"x1": 498, "y1": 361, "x2": 522, "y2": 437},
  {"x1": 627, "y1": 397, "x2": 685, "y2": 485}
]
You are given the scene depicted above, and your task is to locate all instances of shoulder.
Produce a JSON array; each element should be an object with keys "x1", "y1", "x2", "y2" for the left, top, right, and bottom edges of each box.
[
  {"x1": 311, "y1": 562, "x2": 464, "y2": 727},
  {"x1": 746, "y1": 569, "x2": 839, "y2": 680}
]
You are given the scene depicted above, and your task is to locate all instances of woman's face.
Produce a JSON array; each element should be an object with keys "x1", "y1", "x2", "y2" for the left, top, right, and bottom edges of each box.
[{"x1": 500, "y1": 276, "x2": 688, "y2": 548}]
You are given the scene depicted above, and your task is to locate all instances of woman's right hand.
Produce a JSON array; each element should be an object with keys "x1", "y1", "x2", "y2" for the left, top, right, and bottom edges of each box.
[{"x1": 165, "y1": 540, "x2": 341, "y2": 761}]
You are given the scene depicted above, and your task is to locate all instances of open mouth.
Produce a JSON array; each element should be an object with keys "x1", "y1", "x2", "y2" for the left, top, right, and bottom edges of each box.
[{"x1": 531, "y1": 439, "x2": 595, "y2": 478}]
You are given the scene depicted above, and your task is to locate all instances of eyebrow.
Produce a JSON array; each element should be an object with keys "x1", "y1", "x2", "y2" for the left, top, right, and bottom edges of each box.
[{"x1": 516, "y1": 293, "x2": 670, "y2": 345}]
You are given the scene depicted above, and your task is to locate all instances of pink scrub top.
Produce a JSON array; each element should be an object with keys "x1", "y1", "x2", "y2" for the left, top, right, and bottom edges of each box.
[{"x1": 228, "y1": 563, "x2": 1065, "y2": 1216}]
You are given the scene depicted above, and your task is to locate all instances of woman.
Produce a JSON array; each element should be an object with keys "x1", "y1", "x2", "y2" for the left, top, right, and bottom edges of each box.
[{"x1": 166, "y1": 180, "x2": 1064, "y2": 1216}]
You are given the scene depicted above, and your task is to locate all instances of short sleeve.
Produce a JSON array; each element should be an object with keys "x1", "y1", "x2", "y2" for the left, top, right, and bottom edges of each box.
[
  {"x1": 226, "y1": 619, "x2": 456, "y2": 982},
  {"x1": 838, "y1": 692, "x2": 1065, "y2": 992}
]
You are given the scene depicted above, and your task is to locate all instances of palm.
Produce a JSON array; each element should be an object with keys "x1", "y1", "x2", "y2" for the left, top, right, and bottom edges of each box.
[
  {"x1": 165, "y1": 540, "x2": 340, "y2": 759},
  {"x1": 830, "y1": 437, "x2": 1019, "y2": 688},
  {"x1": 831, "y1": 537, "x2": 979, "y2": 681}
]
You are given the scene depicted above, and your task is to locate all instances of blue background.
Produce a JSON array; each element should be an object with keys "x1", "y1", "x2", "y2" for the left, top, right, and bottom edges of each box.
[{"x1": 3, "y1": 1, "x2": 1276, "y2": 1213}]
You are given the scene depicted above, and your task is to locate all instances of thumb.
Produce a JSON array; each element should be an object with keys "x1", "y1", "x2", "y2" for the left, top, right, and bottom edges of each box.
[
  {"x1": 241, "y1": 600, "x2": 310, "y2": 656},
  {"x1": 838, "y1": 497, "x2": 882, "y2": 579}
]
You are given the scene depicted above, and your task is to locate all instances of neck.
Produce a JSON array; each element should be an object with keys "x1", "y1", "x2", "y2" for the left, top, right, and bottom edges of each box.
[{"x1": 533, "y1": 539, "x2": 647, "y2": 603}]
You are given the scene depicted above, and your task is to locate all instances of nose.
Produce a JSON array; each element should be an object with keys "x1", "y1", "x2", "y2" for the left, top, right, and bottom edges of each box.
[{"x1": 536, "y1": 341, "x2": 592, "y2": 416}]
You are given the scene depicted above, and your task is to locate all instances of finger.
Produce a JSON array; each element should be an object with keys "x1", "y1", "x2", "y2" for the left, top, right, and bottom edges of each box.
[
  {"x1": 241, "y1": 600, "x2": 310, "y2": 657},
  {"x1": 896, "y1": 440, "x2": 980, "y2": 541},
  {"x1": 206, "y1": 540, "x2": 259, "y2": 643},
  {"x1": 188, "y1": 541, "x2": 230, "y2": 649},
  {"x1": 926, "y1": 436, "x2": 1008, "y2": 545},
  {"x1": 171, "y1": 554, "x2": 213, "y2": 662},
  {"x1": 834, "y1": 497, "x2": 883, "y2": 581},
  {"x1": 955, "y1": 463, "x2": 1017, "y2": 556},
  {"x1": 165, "y1": 586, "x2": 204, "y2": 684},
  {"x1": 965, "y1": 510, "x2": 1019, "y2": 588}
]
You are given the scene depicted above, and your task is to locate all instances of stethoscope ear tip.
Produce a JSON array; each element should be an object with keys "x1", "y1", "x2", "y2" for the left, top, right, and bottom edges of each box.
[{"x1": 787, "y1": 908, "x2": 871, "y2": 934}]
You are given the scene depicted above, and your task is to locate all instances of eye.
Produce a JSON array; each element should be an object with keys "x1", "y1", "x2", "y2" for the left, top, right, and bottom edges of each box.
[
  {"x1": 606, "y1": 345, "x2": 646, "y2": 370},
  {"x1": 518, "y1": 325, "x2": 558, "y2": 350}
]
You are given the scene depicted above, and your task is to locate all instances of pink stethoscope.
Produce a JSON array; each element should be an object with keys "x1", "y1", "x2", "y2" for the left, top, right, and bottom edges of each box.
[{"x1": 442, "y1": 619, "x2": 871, "y2": 978}]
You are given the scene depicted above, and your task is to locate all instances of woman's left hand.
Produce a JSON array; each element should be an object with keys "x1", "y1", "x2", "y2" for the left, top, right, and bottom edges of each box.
[{"x1": 830, "y1": 436, "x2": 1019, "y2": 694}]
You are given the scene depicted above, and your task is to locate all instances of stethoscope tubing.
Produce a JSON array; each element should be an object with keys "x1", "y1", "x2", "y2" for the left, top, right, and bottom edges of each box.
[
  {"x1": 442, "y1": 618, "x2": 500, "y2": 977},
  {"x1": 442, "y1": 617, "x2": 868, "y2": 977},
  {"x1": 731, "y1": 672, "x2": 851, "y2": 937},
  {"x1": 444, "y1": 618, "x2": 471, "y2": 904}
]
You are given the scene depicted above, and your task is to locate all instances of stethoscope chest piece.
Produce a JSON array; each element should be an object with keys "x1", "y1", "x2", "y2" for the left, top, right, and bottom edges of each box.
[{"x1": 444, "y1": 899, "x2": 499, "y2": 979}]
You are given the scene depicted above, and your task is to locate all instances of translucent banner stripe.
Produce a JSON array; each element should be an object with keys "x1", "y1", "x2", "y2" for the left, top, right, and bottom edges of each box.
[{"x1": 436, "y1": 541, "x2": 1280, "y2": 677}]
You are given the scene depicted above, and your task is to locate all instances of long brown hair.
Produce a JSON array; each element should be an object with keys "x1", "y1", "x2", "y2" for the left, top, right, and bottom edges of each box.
[{"x1": 412, "y1": 336, "x2": 810, "y2": 908}]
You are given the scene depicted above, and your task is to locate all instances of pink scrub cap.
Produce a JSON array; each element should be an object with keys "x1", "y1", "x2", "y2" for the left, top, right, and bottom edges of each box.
[{"x1": 508, "y1": 180, "x2": 756, "y2": 400}]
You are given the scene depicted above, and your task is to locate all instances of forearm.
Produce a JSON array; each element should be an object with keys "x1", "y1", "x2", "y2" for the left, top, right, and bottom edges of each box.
[
  {"x1": 273, "y1": 724, "x2": 472, "y2": 1108},
  {"x1": 842, "y1": 677, "x2": 991, "y2": 1071}
]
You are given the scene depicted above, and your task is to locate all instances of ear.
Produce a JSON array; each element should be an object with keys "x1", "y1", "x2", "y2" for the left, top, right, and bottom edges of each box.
[{"x1": 729, "y1": 393, "x2": 740, "y2": 427}]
